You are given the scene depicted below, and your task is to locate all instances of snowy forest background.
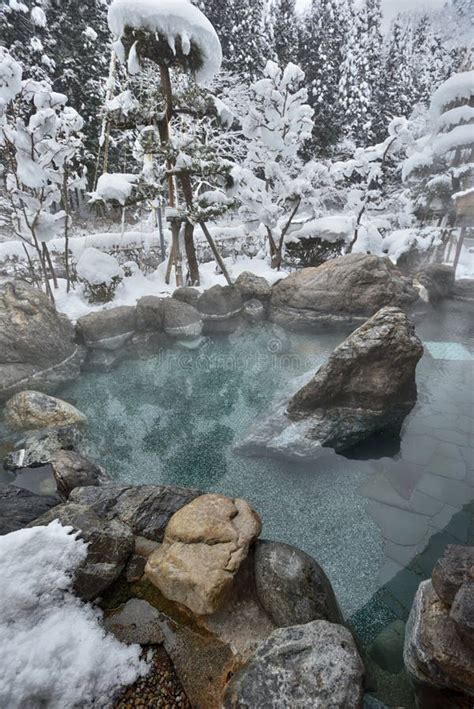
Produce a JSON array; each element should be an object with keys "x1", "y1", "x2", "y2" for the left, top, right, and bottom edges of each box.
[{"x1": 0, "y1": 0, "x2": 473, "y2": 311}]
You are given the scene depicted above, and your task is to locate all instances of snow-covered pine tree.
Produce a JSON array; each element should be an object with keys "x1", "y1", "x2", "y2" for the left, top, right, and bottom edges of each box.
[
  {"x1": 0, "y1": 0, "x2": 51, "y2": 82},
  {"x1": 338, "y1": 2, "x2": 371, "y2": 145},
  {"x1": 365, "y1": 0, "x2": 384, "y2": 141},
  {"x1": 382, "y1": 14, "x2": 416, "y2": 121},
  {"x1": 298, "y1": 0, "x2": 351, "y2": 154},
  {"x1": 402, "y1": 69, "x2": 474, "y2": 228},
  {"x1": 268, "y1": 0, "x2": 300, "y2": 68}
]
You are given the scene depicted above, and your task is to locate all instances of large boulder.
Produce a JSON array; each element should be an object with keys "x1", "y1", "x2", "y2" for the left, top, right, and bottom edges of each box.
[
  {"x1": 50, "y1": 450, "x2": 111, "y2": 500},
  {"x1": 197, "y1": 285, "x2": 243, "y2": 334},
  {"x1": 69, "y1": 483, "x2": 201, "y2": 541},
  {"x1": 145, "y1": 493, "x2": 261, "y2": 615},
  {"x1": 135, "y1": 296, "x2": 166, "y2": 331},
  {"x1": 432, "y1": 545, "x2": 474, "y2": 605},
  {"x1": 234, "y1": 272, "x2": 271, "y2": 302},
  {"x1": 0, "y1": 281, "x2": 82, "y2": 401},
  {"x1": 0, "y1": 484, "x2": 59, "y2": 535},
  {"x1": 270, "y1": 254, "x2": 419, "y2": 330},
  {"x1": 237, "y1": 307, "x2": 423, "y2": 458},
  {"x1": 76, "y1": 306, "x2": 136, "y2": 350},
  {"x1": 31, "y1": 502, "x2": 134, "y2": 600},
  {"x1": 404, "y1": 580, "x2": 474, "y2": 708},
  {"x1": 173, "y1": 286, "x2": 200, "y2": 308},
  {"x1": 254, "y1": 540, "x2": 343, "y2": 627},
  {"x1": 451, "y1": 582, "x2": 474, "y2": 650},
  {"x1": 415, "y1": 264, "x2": 455, "y2": 303},
  {"x1": 162, "y1": 298, "x2": 203, "y2": 339},
  {"x1": 223, "y1": 621, "x2": 365, "y2": 708},
  {"x1": 4, "y1": 390, "x2": 87, "y2": 431}
]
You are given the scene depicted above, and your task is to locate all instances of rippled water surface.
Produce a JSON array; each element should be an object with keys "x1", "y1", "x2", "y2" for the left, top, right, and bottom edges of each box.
[{"x1": 58, "y1": 300, "x2": 473, "y2": 707}]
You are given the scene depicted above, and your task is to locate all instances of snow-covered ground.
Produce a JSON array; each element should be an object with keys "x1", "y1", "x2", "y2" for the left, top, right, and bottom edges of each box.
[
  {"x1": 0, "y1": 522, "x2": 148, "y2": 708},
  {"x1": 53, "y1": 253, "x2": 286, "y2": 322}
]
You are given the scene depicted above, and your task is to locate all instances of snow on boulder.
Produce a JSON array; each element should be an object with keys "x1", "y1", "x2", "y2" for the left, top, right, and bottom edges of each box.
[
  {"x1": 91, "y1": 172, "x2": 138, "y2": 205},
  {"x1": 0, "y1": 521, "x2": 149, "y2": 708},
  {"x1": 107, "y1": 0, "x2": 222, "y2": 83},
  {"x1": 76, "y1": 247, "x2": 124, "y2": 287}
]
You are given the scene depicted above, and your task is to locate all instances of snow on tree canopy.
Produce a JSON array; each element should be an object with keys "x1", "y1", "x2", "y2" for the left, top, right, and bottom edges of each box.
[
  {"x1": 107, "y1": 0, "x2": 222, "y2": 83},
  {"x1": 0, "y1": 48, "x2": 22, "y2": 112},
  {"x1": 92, "y1": 172, "x2": 138, "y2": 204},
  {"x1": 77, "y1": 247, "x2": 124, "y2": 286},
  {"x1": 0, "y1": 522, "x2": 148, "y2": 708},
  {"x1": 430, "y1": 70, "x2": 474, "y2": 119}
]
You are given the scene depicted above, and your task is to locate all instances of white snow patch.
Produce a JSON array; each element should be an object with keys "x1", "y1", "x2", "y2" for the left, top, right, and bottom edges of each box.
[
  {"x1": 91, "y1": 172, "x2": 138, "y2": 205},
  {"x1": 107, "y1": 0, "x2": 222, "y2": 83},
  {"x1": 0, "y1": 522, "x2": 149, "y2": 709},
  {"x1": 430, "y1": 71, "x2": 474, "y2": 119},
  {"x1": 77, "y1": 247, "x2": 124, "y2": 286}
]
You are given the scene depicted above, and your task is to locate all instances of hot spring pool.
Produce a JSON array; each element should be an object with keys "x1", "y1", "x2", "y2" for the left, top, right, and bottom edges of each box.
[{"x1": 50, "y1": 301, "x2": 474, "y2": 705}]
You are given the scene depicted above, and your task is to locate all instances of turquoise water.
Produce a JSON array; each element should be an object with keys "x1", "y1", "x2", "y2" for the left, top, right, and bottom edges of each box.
[{"x1": 57, "y1": 302, "x2": 473, "y2": 707}]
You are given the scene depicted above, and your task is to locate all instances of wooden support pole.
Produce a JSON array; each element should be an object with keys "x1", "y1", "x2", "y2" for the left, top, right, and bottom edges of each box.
[
  {"x1": 199, "y1": 221, "x2": 232, "y2": 286},
  {"x1": 453, "y1": 226, "x2": 466, "y2": 277}
]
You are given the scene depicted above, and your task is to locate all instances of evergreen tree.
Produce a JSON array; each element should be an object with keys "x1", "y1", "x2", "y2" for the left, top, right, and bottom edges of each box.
[
  {"x1": 269, "y1": 0, "x2": 300, "y2": 67},
  {"x1": 298, "y1": 0, "x2": 351, "y2": 154},
  {"x1": 365, "y1": 0, "x2": 384, "y2": 141},
  {"x1": 382, "y1": 15, "x2": 416, "y2": 121},
  {"x1": 338, "y1": 3, "x2": 371, "y2": 144}
]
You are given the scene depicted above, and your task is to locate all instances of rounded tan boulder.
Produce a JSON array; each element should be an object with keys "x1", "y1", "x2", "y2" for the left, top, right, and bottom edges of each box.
[
  {"x1": 145, "y1": 493, "x2": 261, "y2": 616},
  {"x1": 4, "y1": 390, "x2": 87, "y2": 431}
]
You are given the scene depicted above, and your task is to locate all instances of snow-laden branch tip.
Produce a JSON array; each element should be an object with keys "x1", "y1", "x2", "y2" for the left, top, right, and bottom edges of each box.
[{"x1": 107, "y1": 0, "x2": 222, "y2": 83}]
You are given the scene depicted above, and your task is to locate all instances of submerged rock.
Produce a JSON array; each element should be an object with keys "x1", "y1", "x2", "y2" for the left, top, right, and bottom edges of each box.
[
  {"x1": 4, "y1": 425, "x2": 84, "y2": 470},
  {"x1": 0, "y1": 484, "x2": 59, "y2": 535},
  {"x1": 242, "y1": 299, "x2": 266, "y2": 323},
  {"x1": 69, "y1": 483, "x2": 201, "y2": 541},
  {"x1": 237, "y1": 307, "x2": 423, "y2": 458},
  {"x1": 145, "y1": 493, "x2": 261, "y2": 615},
  {"x1": 31, "y1": 502, "x2": 134, "y2": 600},
  {"x1": 404, "y1": 580, "x2": 474, "y2": 707},
  {"x1": 4, "y1": 390, "x2": 87, "y2": 431},
  {"x1": 254, "y1": 540, "x2": 343, "y2": 627},
  {"x1": 50, "y1": 450, "x2": 111, "y2": 500},
  {"x1": 104, "y1": 599, "x2": 165, "y2": 645},
  {"x1": 197, "y1": 285, "x2": 243, "y2": 333},
  {"x1": 0, "y1": 281, "x2": 82, "y2": 401},
  {"x1": 223, "y1": 620, "x2": 365, "y2": 708},
  {"x1": 270, "y1": 254, "x2": 419, "y2": 331}
]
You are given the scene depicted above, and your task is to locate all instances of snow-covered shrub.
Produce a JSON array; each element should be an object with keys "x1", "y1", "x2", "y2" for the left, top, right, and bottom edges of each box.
[
  {"x1": 76, "y1": 246, "x2": 124, "y2": 303},
  {"x1": 0, "y1": 521, "x2": 148, "y2": 708},
  {"x1": 0, "y1": 47, "x2": 85, "y2": 299},
  {"x1": 233, "y1": 60, "x2": 315, "y2": 269}
]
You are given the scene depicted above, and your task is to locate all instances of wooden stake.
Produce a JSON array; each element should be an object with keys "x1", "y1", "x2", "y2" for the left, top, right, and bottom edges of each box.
[{"x1": 199, "y1": 221, "x2": 232, "y2": 285}]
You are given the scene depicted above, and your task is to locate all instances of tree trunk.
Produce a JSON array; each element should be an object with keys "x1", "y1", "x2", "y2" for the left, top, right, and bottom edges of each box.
[
  {"x1": 184, "y1": 221, "x2": 200, "y2": 285},
  {"x1": 199, "y1": 221, "x2": 232, "y2": 285}
]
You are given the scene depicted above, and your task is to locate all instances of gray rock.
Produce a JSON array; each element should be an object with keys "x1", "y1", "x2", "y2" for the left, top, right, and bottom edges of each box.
[
  {"x1": 173, "y1": 286, "x2": 200, "y2": 307},
  {"x1": 50, "y1": 450, "x2": 111, "y2": 500},
  {"x1": 31, "y1": 502, "x2": 134, "y2": 600},
  {"x1": 135, "y1": 296, "x2": 166, "y2": 331},
  {"x1": 0, "y1": 281, "x2": 81, "y2": 401},
  {"x1": 69, "y1": 483, "x2": 202, "y2": 541},
  {"x1": 254, "y1": 540, "x2": 343, "y2": 627},
  {"x1": 223, "y1": 620, "x2": 365, "y2": 708},
  {"x1": 270, "y1": 254, "x2": 419, "y2": 331},
  {"x1": 76, "y1": 306, "x2": 136, "y2": 349},
  {"x1": 235, "y1": 272, "x2": 271, "y2": 302},
  {"x1": 415, "y1": 264, "x2": 455, "y2": 302},
  {"x1": 4, "y1": 425, "x2": 84, "y2": 470},
  {"x1": 451, "y1": 582, "x2": 474, "y2": 649},
  {"x1": 432, "y1": 545, "x2": 474, "y2": 606},
  {"x1": 104, "y1": 599, "x2": 165, "y2": 645},
  {"x1": 197, "y1": 285, "x2": 243, "y2": 333},
  {"x1": 162, "y1": 298, "x2": 203, "y2": 339},
  {"x1": 242, "y1": 299, "x2": 266, "y2": 323},
  {"x1": 4, "y1": 390, "x2": 87, "y2": 431},
  {"x1": 0, "y1": 484, "x2": 59, "y2": 535},
  {"x1": 237, "y1": 307, "x2": 423, "y2": 458},
  {"x1": 404, "y1": 580, "x2": 474, "y2": 705}
]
